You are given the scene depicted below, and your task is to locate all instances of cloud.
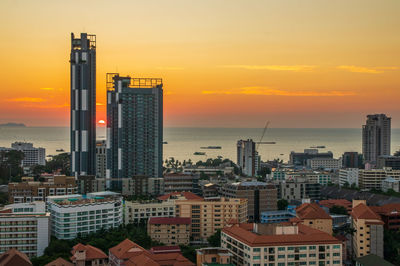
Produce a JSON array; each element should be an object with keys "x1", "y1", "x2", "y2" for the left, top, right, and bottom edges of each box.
[
  {"x1": 21, "y1": 103, "x2": 69, "y2": 109},
  {"x1": 219, "y1": 65, "x2": 316, "y2": 72},
  {"x1": 7, "y1": 97, "x2": 47, "y2": 103},
  {"x1": 96, "y1": 102, "x2": 104, "y2": 106},
  {"x1": 202, "y1": 87, "x2": 356, "y2": 97},
  {"x1": 40, "y1": 87, "x2": 54, "y2": 91},
  {"x1": 156, "y1": 66, "x2": 184, "y2": 71},
  {"x1": 337, "y1": 65, "x2": 399, "y2": 74}
]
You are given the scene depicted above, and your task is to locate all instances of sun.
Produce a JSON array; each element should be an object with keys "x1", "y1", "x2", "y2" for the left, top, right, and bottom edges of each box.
[{"x1": 98, "y1": 120, "x2": 105, "y2": 124}]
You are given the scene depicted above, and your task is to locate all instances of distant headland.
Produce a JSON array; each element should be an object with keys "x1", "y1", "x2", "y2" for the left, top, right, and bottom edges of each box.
[{"x1": 0, "y1": 123, "x2": 26, "y2": 127}]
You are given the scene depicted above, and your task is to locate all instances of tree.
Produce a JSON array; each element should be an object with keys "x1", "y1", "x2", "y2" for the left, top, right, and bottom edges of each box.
[
  {"x1": 277, "y1": 199, "x2": 288, "y2": 210},
  {"x1": 329, "y1": 205, "x2": 348, "y2": 215},
  {"x1": 207, "y1": 229, "x2": 221, "y2": 247},
  {"x1": 45, "y1": 153, "x2": 70, "y2": 175},
  {"x1": 179, "y1": 245, "x2": 197, "y2": 263},
  {"x1": 0, "y1": 150, "x2": 24, "y2": 184},
  {"x1": 257, "y1": 167, "x2": 271, "y2": 177}
]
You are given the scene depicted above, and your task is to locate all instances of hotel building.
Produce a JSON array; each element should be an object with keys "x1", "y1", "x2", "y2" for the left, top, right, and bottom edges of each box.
[
  {"x1": 0, "y1": 202, "x2": 50, "y2": 258},
  {"x1": 47, "y1": 192, "x2": 123, "y2": 240},
  {"x1": 222, "y1": 223, "x2": 343, "y2": 266},
  {"x1": 124, "y1": 199, "x2": 175, "y2": 225},
  {"x1": 147, "y1": 217, "x2": 191, "y2": 246},
  {"x1": 362, "y1": 114, "x2": 391, "y2": 164}
]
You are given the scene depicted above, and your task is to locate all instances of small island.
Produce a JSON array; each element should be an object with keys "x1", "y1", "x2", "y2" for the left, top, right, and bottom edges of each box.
[{"x1": 0, "y1": 122, "x2": 26, "y2": 127}]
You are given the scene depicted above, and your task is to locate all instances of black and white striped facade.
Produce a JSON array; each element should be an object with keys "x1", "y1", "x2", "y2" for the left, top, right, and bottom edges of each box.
[{"x1": 70, "y1": 33, "x2": 96, "y2": 178}]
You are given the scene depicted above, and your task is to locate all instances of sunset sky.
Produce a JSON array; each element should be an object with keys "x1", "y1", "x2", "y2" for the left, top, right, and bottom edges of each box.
[{"x1": 0, "y1": 0, "x2": 399, "y2": 128}]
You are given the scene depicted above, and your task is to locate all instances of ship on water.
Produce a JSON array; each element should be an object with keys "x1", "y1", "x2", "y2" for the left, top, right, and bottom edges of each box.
[{"x1": 200, "y1": 146, "x2": 222, "y2": 149}]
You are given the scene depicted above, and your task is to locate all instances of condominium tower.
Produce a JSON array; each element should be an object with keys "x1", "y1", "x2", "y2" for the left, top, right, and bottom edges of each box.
[
  {"x1": 237, "y1": 139, "x2": 259, "y2": 176},
  {"x1": 70, "y1": 33, "x2": 97, "y2": 177},
  {"x1": 362, "y1": 114, "x2": 391, "y2": 164},
  {"x1": 106, "y1": 73, "x2": 163, "y2": 189}
]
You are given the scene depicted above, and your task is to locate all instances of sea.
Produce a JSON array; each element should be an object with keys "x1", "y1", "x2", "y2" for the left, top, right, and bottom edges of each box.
[{"x1": 1, "y1": 127, "x2": 400, "y2": 163}]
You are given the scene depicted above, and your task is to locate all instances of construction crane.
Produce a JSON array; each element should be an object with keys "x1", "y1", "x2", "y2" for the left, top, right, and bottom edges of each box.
[{"x1": 256, "y1": 121, "x2": 276, "y2": 152}]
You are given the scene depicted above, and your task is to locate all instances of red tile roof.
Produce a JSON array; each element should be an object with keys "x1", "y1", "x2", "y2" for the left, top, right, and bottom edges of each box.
[
  {"x1": 149, "y1": 217, "x2": 191, "y2": 225},
  {"x1": 351, "y1": 203, "x2": 383, "y2": 223},
  {"x1": 370, "y1": 203, "x2": 400, "y2": 216},
  {"x1": 222, "y1": 223, "x2": 341, "y2": 247},
  {"x1": 109, "y1": 239, "x2": 194, "y2": 266},
  {"x1": 45, "y1": 257, "x2": 74, "y2": 266},
  {"x1": 150, "y1": 246, "x2": 181, "y2": 254},
  {"x1": 157, "y1": 192, "x2": 203, "y2": 201},
  {"x1": 71, "y1": 243, "x2": 107, "y2": 261},
  {"x1": 0, "y1": 248, "x2": 32, "y2": 266},
  {"x1": 296, "y1": 203, "x2": 332, "y2": 220}
]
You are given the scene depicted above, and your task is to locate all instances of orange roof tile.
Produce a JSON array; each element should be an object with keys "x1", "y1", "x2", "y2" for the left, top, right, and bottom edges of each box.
[
  {"x1": 222, "y1": 223, "x2": 341, "y2": 247},
  {"x1": 45, "y1": 257, "x2": 74, "y2": 266},
  {"x1": 71, "y1": 243, "x2": 107, "y2": 261},
  {"x1": 319, "y1": 199, "x2": 352, "y2": 211},
  {"x1": 370, "y1": 203, "x2": 400, "y2": 216},
  {"x1": 351, "y1": 203, "x2": 383, "y2": 222},
  {"x1": 296, "y1": 203, "x2": 332, "y2": 220},
  {"x1": 0, "y1": 248, "x2": 32, "y2": 266},
  {"x1": 109, "y1": 239, "x2": 148, "y2": 260}
]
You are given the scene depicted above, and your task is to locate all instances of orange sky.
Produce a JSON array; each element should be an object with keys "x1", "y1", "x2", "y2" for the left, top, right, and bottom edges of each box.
[{"x1": 0, "y1": 0, "x2": 399, "y2": 128}]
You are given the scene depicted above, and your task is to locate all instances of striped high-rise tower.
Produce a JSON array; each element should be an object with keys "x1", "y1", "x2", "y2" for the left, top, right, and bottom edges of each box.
[{"x1": 70, "y1": 33, "x2": 96, "y2": 177}]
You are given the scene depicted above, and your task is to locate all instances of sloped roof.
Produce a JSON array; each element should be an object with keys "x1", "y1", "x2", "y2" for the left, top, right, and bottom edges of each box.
[
  {"x1": 45, "y1": 257, "x2": 74, "y2": 266},
  {"x1": 355, "y1": 254, "x2": 394, "y2": 266},
  {"x1": 0, "y1": 248, "x2": 32, "y2": 266},
  {"x1": 222, "y1": 223, "x2": 340, "y2": 247},
  {"x1": 157, "y1": 192, "x2": 203, "y2": 201},
  {"x1": 351, "y1": 203, "x2": 383, "y2": 223},
  {"x1": 370, "y1": 203, "x2": 400, "y2": 216},
  {"x1": 319, "y1": 199, "x2": 352, "y2": 210},
  {"x1": 71, "y1": 243, "x2": 107, "y2": 261},
  {"x1": 296, "y1": 203, "x2": 332, "y2": 220},
  {"x1": 109, "y1": 239, "x2": 147, "y2": 260}
]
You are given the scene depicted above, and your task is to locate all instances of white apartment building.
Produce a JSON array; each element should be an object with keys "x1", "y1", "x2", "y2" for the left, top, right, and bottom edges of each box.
[
  {"x1": 339, "y1": 168, "x2": 359, "y2": 187},
  {"x1": 0, "y1": 142, "x2": 45, "y2": 167},
  {"x1": 47, "y1": 191, "x2": 123, "y2": 240},
  {"x1": 222, "y1": 223, "x2": 343, "y2": 266},
  {"x1": 307, "y1": 158, "x2": 342, "y2": 170},
  {"x1": 124, "y1": 200, "x2": 175, "y2": 224},
  {"x1": 382, "y1": 177, "x2": 400, "y2": 192},
  {"x1": 286, "y1": 171, "x2": 332, "y2": 186},
  {"x1": 0, "y1": 201, "x2": 49, "y2": 258}
]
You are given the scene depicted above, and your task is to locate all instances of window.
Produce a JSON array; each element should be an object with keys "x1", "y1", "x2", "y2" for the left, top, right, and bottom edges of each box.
[
  {"x1": 278, "y1": 247, "x2": 285, "y2": 251},
  {"x1": 253, "y1": 256, "x2": 260, "y2": 260},
  {"x1": 254, "y1": 248, "x2": 261, "y2": 252}
]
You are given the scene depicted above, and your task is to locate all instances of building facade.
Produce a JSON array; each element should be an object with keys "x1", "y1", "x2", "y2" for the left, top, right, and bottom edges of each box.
[
  {"x1": 76, "y1": 175, "x2": 106, "y2": 194},
  {"x1": 220, "y1": 181, "x2": 277, "y2": 222},
  {"x1": 96, "y1": 140, "x2": 107, "y2": 178},
  {"x1": 307, "y1": 158, "x2": 342, "y2": 170},
  {"x1": 237, "y1": 139, "x2": 259, "y2": 176},
  {"x1": 196, "y1": 247, "x2": 233, "y2": 266},
  {"x1": 124, "y1": 200, "x2": 175, "y2": 224},
  {"x1": 351, "y1": 200, "x2": 384, "y2": 259},
  {"x1": 174, "y1": 196, "x2": 248, "y2": 243},
  {"x1": 289, "y1": 149, "x2": 333, "y2": 166},
  {"x1": 47, "y1": 192, "x2": 123, "y2": 240},
  {"x1": 358, "y1": 168, "x2": 400, "y2": 190},
  {"x1": 147, "y1": 217, "x2": 191, "y2": 246},
  {"x1": 377, "y1": 156, "x2": 400, "y2": 170},
  {"x1": 296, "y1": 203, "x2": 333, "y2": 235},
  {"x1": 342, "y1": 152, "x2": 363, "y2": 168},
  {"x1": 121, "y1": 176, "x2": 164, "y2": 196},
  {"x1": 339, "y1": 168, "x2": 359, "y2": 187},
  {"x1": 362, "y1": 114, "x2": 391, "y2": 164},
  {"x1": 0, "y1": 202, "x2": 49, "y2": 258},
  {"x1": 260, "y1": 210, "x2": 296, "y2": 224},
  {"x1": 70, "y1": 32, "x2": 97, "y2": 178},
  {"x1": 10, "y1": 142, "x2": 45, "y2": 167},
  {"x1": 8, "y1": 175, "x2": 77, "y2": 203},
  {"x1": 277, "y1": 178, "x2": 321, "y2": 200},
  {"x1": 106, "y1": 74, "x2": 163, "y2": 189},
  {"x1": 222, "y1": 223, "x2": 343, "y2": 266},
  {"x1": 164, "y1": 173, "x2": 200, "y2": 195}
]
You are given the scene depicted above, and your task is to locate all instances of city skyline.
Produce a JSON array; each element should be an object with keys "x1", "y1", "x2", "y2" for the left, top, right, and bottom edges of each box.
[{"x1": 0, "y1": 0, "x2": 400, "y2": 128}]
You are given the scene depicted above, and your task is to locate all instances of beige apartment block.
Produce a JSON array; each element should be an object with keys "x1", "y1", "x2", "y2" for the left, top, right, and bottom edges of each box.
[
  {"x1": 295, "y1": 203, "x2": 333, "y2": 235},
  {"x1": 196, "y1": 247, "x2": 233, "y2": 266},
  {"x1": 147, "y1": 217, "x2": 191, "y2": 245},
  {"x1": 351, "y1": 200, "x2": 384, "y2": 259},
  {"x1": 124, "y1": 200, "x2": 175, "y2": 224},
  {"x1": 174, "y1": 196, "x2": 248, "y2": 242}
]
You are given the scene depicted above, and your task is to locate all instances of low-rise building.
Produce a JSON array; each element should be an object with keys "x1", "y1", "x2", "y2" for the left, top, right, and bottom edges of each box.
[
  {"x1": 164, "y1": 173, "x2": 200, "y2": 195},
  {"x1": 108, "y1": 238, "x2": 194, "y2": 266},
  {"x1": 295, "y1": 203, "x2": 333, "y2": 235},
  {"x1": 47, "y1": 192, "x2": 123, "y2": 240},
  {"x1": 290, "y1": 149, "x2": 333, "y2": 166},
  {"x1": 307, "y1": 158, "x2": 342, "y2": 170},
  {"x1": 260, "y1": 210, "x2": 296, "y2": 224},
  {"x1": 122, "y1": 176, "x2": 164, "y2": 197},
  {"x1": 196, "y1": 247, "x2": 233, "y2": 266},
  {"x1": 0, "y1": 201, "x2": 50, "y2": 258},
  {"x1": 339, "y1": 168, "x2": 359, "y2": 187},
  {"x1": 76, "y1": 175, "x2": 106, "y2": 194},
  {"x1": 183, "y1": 165, "x2": 234, "y2": 176},
  {"x1": 319, "y1": 199, "x2": 352, "y2": 214},
  {"x1": 0, "y1": 248, "x2": 32, "y2": 266},
  {"x1": 277, "y1": 177, "x2": 321, "y2": 200},
  {"x1": 220, "y1": 181, "x2": 277, "y2": 222},
  {"x1": 201, "y1": 183, "x2": 219, "y2": 198},
  {"x1": 355, "y1": 254, "x2": 395, "y2": 266},
  {"x1": 222, "y1": 223, "x2": 343, "y2": 266},
  {"x1": 370, "y1": 203, "x2": 400, "y2": 230},
  {"x1": 8, "y1": 175, "x2": 77, "y2": 203},
  {"x1": 71, "y1": 243, "x2": 108, "y2": 266},
  {"x1": 45, "y1": 257, "x2": 73, "y2": 266},
  {"x1": 124, "y1": 200, "x2": 175, "y2": 224},
  {"x1": 0, "y1": 142, "x2": 45, "y2": 167},
  {"x1": 358, "y1": 168, "x2": 400, "y2": 190},
  {"x1": 148, "y1": 217, "x2": 191, "y2": 245},
  {"x1": 351, "y1": 200, "x2": 384, "y2": 258},
  {"x1": 382, "y1": 177, "x2": 400, "y2": 192},
  {"x1": 377, "y1": 156, "x2": 400, "y2": 170}
]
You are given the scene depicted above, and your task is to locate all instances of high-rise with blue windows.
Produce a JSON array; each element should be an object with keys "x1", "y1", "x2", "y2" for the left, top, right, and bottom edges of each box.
[
  {"x1": 70, "y1": 33, "x2": 97, "y2": 178},
  {"x1": 106, "y1": 73, "x2": 163, "y2": 189}
]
